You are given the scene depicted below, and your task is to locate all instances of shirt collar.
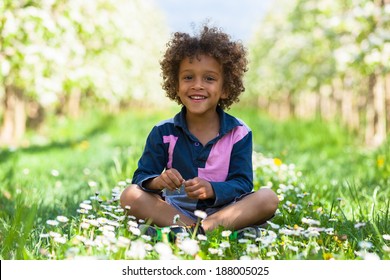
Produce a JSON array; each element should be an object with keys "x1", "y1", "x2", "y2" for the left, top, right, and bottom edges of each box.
[{"x1": 173, "y1": 106, "x2": 242, "y2": 138}]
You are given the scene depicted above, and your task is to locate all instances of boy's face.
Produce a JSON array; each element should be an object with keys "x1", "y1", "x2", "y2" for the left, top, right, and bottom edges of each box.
[{"x1": 177, "y1": 54, "x2": 227, "y2": 116}]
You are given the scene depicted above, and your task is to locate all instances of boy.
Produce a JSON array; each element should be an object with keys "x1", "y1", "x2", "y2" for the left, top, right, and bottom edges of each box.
[{"x1": 120, "y1": 25, "x2": 279, "y2": 239}]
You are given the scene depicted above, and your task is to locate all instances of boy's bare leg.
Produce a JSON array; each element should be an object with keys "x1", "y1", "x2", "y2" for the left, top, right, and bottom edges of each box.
[
  {"x1": 120, "y1": 184, "x2": 195, "y2": 226},
  {"x1": 202, "y1": 188, "x2": 279, "y2": 231}
]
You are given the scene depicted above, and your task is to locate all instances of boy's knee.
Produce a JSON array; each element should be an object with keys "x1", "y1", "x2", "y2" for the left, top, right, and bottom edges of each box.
[
  {"x1": 119, "y1": 184, "x2": 140, "y2": 209},
  {"x1": 259, "y1": 188, "x2": 279, "y2": 212},
  {"x1": 268, "y1": 189, "x2": 279, "y2": 208}
]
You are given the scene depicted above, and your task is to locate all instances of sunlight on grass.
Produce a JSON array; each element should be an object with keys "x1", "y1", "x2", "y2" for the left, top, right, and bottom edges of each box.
[
  {"x1": 1, "y1": 108, "x2": 389, "y2": 260},
  {"x1": 33, "y1": 152, "x2": 390, "y2": 260}
]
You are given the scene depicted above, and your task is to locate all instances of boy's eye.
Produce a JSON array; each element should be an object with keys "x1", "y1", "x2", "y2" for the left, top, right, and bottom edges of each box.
[
  {"x1": 205, "y1": 76, "x2": 216, "y2": 81},
  {"x1": 183, "y1": 75, "x2": 192, "y2": 80}
]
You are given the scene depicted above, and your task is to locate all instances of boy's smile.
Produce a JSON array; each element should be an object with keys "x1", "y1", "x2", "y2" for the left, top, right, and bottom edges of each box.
[{"x1": 177, "y1": 54, "x2": 227, "y2": 116}]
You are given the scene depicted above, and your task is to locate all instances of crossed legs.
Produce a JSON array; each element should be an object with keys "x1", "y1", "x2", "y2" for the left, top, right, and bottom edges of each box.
[
  {"x1": 201, "y1": 188, "x2": 279, "y2": 230},
  {"x1": 119, "y1": 185, "x2": 196, "y2": 226},
  {"x1": 120, "y1": 184, "x2": 279, "y2": 231}
]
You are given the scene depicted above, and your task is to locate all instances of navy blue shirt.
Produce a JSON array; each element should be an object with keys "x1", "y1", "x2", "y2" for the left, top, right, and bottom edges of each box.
[{"x1": 132, "y1": 106, "x2": 253, "y2": 218}]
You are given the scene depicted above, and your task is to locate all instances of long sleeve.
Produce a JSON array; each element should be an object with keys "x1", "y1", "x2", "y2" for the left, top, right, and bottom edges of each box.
[{"x1": 132, "y1": 126, "x2": 168, "y2": 193}]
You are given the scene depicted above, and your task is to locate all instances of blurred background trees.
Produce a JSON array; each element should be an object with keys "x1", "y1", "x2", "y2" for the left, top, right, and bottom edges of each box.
[
  {"x1": 246, "y1": 0, "x2": 390, "y2": 147},
  {"x1": 1, "y1": 0, "x2": 389, "y2": 148},
  {"x1": 0, "y1": 0, "x2": 168, "y2": 146}
]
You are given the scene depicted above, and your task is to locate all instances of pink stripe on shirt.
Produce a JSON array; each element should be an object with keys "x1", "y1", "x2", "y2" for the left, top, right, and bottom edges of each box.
[
  {"x1": 163, "y1": 135, "x2": 178, "y2": 169},
  {"x1": 198, "y1": 125, "x2": 248, "y2": 182}
]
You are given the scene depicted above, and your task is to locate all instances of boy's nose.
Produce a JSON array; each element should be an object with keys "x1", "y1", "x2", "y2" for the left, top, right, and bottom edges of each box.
[{"x1": 191, "y1": 78, "x2": 204, "y2": 90}]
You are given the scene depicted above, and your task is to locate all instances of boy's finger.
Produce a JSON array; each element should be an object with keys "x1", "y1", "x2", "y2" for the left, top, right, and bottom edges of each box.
[
  {"x1": 163, "y1": 172, "x2": 179, "y2": 187},
  {"x1": 167, "y1": 169, "x2": 184, "y2": 186},
  {"x1": 183, "y1": 179, "x2": 191, "y2": 188}
]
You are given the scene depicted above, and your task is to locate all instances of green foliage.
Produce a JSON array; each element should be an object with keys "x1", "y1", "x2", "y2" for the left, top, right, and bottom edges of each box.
[
  {"x1": 246, "y1": 0, "x2": 390, "y2": 101},
  {"x1": 1, "y1": 107, "x2": 389, "y2": 260},
  {"x1": 0, "y1": 0, "x2": 168, "y2": 106}
]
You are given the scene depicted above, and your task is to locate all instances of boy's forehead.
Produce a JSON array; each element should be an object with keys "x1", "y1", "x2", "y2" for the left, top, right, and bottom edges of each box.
[
  {"x1": 187, "y1": 52, "x2": 206, "y2": 62},
  {"x1": 185, "y1": 53, "x2": 219, "y2": 64},
  {"x1": 179, "y1": 55, "x2": 223, "y2": 75}
]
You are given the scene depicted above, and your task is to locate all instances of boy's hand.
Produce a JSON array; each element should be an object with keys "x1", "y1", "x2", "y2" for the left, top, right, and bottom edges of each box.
[
  {"x1": 149, "y1": 168, "x2": 184, "y2": 191},
  {"x1": 184, "y1": 177, "x2": 215, "y2": 200}
]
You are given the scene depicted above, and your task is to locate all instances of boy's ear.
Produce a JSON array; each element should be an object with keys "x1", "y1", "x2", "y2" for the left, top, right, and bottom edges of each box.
[{"x1": 220, "y1": 91, "x2": 228, "y2": 99}]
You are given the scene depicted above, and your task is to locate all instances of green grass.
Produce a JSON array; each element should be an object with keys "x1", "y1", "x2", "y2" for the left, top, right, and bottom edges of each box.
[{"x1": 0, "y1": 106, "x2": 389, "y2": 260}]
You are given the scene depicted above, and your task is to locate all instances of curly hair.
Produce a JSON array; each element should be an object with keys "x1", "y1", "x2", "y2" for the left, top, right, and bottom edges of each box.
[{"x1": 160, "y1": 25, "x2": 248, "y2": 110}]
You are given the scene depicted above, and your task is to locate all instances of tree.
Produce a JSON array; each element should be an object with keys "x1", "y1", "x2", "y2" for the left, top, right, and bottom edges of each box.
[
  {"x1": 247, "y1": 0, "x2": 390, "y2": 146},
  {"x1": 0, "y1": 0, "x2": 168, "y2": 147}
]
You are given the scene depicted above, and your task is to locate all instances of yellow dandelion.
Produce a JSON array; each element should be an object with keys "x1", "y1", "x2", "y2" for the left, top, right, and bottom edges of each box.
[
  {"x1": 323, "y1": 253, "x2": 333, "y2": 260},
  {"x1": 273, "y1": 158, "x2": 282, "y2": 166},
  {"x1": 377, "y1": 156, "x2": 385, "y2": 168},
  {"x1": 74, "y1": 140, "x2": 90, "y2": 150}
]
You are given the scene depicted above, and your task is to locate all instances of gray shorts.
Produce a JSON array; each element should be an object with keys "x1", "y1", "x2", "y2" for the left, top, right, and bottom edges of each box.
[{"x1": 166, "y1": 191, "x2": 254, "y2": 221}]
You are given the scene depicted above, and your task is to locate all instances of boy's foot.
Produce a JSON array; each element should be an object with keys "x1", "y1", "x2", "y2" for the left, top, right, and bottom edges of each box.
[
  {"x1": 231, "y1": 225, "x2": 265, "y2": 240},
  {"x1": 139, "y1": 224, "x2": 205, "y2": 242}
]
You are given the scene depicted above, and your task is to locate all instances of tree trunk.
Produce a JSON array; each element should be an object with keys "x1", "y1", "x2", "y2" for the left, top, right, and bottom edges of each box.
[
  {"x1": 319, "y1": 85, "x2": 336, "y2": 121},
  {"x1": 365, "y1": 74, "x2": 376, "y2": 146},
  {"x1": 0, "y1": 85, "x2": 26, "y2": 147},
  {"x1": 257, "y1": 95, "x2": 269, "y2": 110},
  {"x1": 341, "y1": 83, "x2": 353, "y2": 127},
  {"x1": 279, "y1": 91, "x2": 293, "y2": 119},
  {"x1": 332, "y1": 77, "x2": 343, "y2": 118},
  {"x1": 287, "y1": 91, "x2": 295, "y2": 118},
  {"x1": 385, "y1": 73, "x2": 390, "y2": 134},
  {"x1": 67, "y1": 88, "x2": 81, "y2": 118},
  {"x1": 372, "y1": 73, "x2": 386, "y2": 146}
]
